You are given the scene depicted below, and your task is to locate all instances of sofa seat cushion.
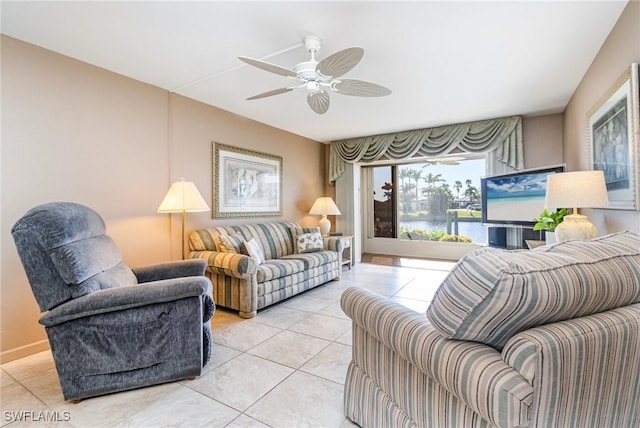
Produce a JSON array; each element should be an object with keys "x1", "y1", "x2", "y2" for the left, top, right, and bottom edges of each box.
[
  {"x1": 281, "y1": 251, "x2": 339, "y2": 270},
  {"x1": 257, "y1": 251, "x2": 339, "y2": 283},
  {"x1": 426, "y1": 231, "x2": 640, "y2": 350}
]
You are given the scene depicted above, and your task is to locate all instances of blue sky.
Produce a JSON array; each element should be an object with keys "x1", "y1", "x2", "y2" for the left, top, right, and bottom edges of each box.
[{"x1": 485, "y1": 172, "x2": 550, "y2": 199}]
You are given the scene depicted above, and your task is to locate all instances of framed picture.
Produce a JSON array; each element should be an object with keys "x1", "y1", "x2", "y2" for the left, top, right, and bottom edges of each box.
[
  {"x1": 213, "y1": 143, "x2": 283, "y2": 218},
  {"x1": 588, "y1": 63, "x2": 639, "y2": 210}
]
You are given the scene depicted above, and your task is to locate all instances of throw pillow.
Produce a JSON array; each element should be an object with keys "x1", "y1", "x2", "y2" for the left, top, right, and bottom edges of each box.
[
  {"x1": 217, "y1": 234, "x2": 244, "y2": 253},
  {"x1": 296, "y1": 232, "x2": 324, "y2": 253},
  {"x1": 241, "y1": 238, "x2": 265, "y2": 264}
]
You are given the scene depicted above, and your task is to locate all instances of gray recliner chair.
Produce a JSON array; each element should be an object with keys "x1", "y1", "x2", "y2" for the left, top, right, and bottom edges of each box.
[{"x1": 12, "y1": 202, "x2": 215, "y2": 402}]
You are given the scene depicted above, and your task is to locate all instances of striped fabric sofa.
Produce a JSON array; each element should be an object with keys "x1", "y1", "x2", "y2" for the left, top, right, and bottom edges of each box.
[
  {"x1": 341, "y1": 231, "x2": 640, "y2": 428},
  {"x1": 189, "y1": 222, "x2": 343, "y2": 318}
]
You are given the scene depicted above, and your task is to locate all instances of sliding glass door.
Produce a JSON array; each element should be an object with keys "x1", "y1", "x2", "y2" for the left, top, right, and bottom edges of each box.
[{"x1": 362, "y1": 155, "x2": 487, "y2": 260}]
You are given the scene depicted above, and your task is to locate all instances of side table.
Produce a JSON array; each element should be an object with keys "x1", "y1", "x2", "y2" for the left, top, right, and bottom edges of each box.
[{"x1": 340, "y1": 236, "x2": 353, "y2": 269}]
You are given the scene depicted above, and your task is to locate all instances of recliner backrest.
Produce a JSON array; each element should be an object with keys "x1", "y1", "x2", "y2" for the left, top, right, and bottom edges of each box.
[{"x1": 12, "y1": 202, "x2": 137, "y2": 311}]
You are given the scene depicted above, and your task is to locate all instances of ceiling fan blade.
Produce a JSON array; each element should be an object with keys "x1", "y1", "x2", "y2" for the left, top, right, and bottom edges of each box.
[
  {"x1": 238, "y1": 56, "x2": 298, "y2": 78},
  {"x1": 307, "y1": 91, "x2": 330, "y2": 114},
  {"x1": 333, "y1": 79, "x2": 392, "y2": 97},
  {"x1": 439, "y1": 161, "x2": 460, "y2": 165},
  {"x1": 246, "y1": 87, "x2": 293, "y2": 100},
  {"x1": 317, "y1": 47, "x2": 364, "y2": 78}
]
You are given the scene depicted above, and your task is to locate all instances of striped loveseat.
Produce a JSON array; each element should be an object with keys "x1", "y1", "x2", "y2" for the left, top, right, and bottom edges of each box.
[
  {"x1": 342, "y1": 231, "x2": 640, "y2": 428},
  {"x1": 189, "y1": 222, "x2": 343, "y2": 318}
]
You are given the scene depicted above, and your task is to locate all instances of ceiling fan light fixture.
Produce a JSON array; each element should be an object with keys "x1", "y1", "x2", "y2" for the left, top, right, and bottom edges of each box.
[{"x1": 306, "y1": 81, "x2": 320, "y2": 92}]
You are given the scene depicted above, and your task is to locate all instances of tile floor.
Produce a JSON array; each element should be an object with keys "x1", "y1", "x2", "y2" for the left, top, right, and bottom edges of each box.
[{"x1": 1, "y1": 259, "x2": 455, "y2": 428}]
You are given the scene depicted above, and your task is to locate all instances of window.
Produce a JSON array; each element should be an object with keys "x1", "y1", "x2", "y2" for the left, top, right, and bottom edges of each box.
[
  {"x1": 366, "y1": 155, "x2": 487, "y2": 246},
  {"x1": 372, "y1": 166, "x2": 396, "y2": 237}
]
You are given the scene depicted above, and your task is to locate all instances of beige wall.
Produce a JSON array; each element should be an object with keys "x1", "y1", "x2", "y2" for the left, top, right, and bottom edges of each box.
[
  {"x1": 0, "y1": 36, "x2": 326, "y2": 362},
  {"x1": 564, "y1": 1, "x2": 640, "y2": 235},
  {"x1": 522, "y1": 113, "x2": 564, "y2": 170}
]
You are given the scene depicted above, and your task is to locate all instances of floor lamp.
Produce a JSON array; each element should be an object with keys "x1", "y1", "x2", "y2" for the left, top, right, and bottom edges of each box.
[{"x1": 158, "y1": 178, "x2": 210, "y2": 259}]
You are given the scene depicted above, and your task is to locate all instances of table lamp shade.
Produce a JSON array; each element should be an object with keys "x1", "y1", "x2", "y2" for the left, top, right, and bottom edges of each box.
[
  {"x1": 545, "y1": 170, "x2": 609, "y2": 210},
  {"x1": 309, "y1": 197, "x2": 342, "y2": 216},
  {"x1": 309, "y1": 197, "x2": 341, "y2": 237},
  {"x1": 544, "y1": 170, "x2": 609, "y2": 242},
  {"x1": 158, "y1": 180, "x2": 210, "y2": 213}
]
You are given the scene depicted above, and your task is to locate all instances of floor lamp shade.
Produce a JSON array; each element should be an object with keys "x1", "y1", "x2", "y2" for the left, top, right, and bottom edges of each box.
[
  {"x1": 158, "y1": 179, "x2": 210, "y2": 258},
  {"x1": 545, "y1": 170, "x2": 609, "y2": 242},
  {"x1": 158, "y1": 180, "x2": 210, "y2": 214},
  {"x1": 309, "y1": 197, "x2": 341, "y2": 237}
]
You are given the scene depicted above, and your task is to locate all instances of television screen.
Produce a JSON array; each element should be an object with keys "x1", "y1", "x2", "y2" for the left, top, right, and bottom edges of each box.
[{"x1": 481, "y1": 165, "x2": 565, "y2": 226}]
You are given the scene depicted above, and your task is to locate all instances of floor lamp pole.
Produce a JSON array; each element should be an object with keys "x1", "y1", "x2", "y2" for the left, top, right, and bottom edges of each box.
[{"x1": 180, "y1": 210, "x2": 186, "y2": 260}]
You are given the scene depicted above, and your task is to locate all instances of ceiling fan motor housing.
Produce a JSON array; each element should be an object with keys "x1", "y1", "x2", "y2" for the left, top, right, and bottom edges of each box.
[{"x1": 294, "y1": 61, "x2": 320, "y2": 81}]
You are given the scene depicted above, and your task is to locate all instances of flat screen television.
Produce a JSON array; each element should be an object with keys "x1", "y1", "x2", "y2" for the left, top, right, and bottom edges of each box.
[{"x1": 481, "y1": 165, "x2": 565, "y2": 226}]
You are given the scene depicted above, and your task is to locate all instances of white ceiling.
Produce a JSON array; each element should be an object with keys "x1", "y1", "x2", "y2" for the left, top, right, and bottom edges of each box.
[{"x1": 1, "y1": 1, "x2": 629, "y2": 143}]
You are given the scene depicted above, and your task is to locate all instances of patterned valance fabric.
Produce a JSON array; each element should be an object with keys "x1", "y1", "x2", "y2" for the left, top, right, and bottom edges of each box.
[{"x1": 329, "y1": 115, "x2": 523, "y2": 182}]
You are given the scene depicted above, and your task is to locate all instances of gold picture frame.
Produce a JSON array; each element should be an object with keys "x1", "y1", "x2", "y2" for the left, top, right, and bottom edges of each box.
[
  {"x1": 213, "y1": 143, "x2": 283, "y2": 218},
  {"x1": 588, "y1": 63, "x2": 639, "y2": 210}
]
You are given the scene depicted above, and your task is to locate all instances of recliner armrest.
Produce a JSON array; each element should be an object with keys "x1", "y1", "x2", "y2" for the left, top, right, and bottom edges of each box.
[
  {"x1": 132, "y1": 259, "x2": 207, "y2": 283},
  {"x1": 40, "y1": 276, "x2": 212, "y2": 327},
  {"x1": 189, "y1": 251, "x2": 257, "y2": 279}
]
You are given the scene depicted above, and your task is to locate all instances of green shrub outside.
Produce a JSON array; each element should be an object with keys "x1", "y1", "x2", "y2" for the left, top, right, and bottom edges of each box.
[{"x1": 400, "y1": 226, "x2": 472, "y2": 243}]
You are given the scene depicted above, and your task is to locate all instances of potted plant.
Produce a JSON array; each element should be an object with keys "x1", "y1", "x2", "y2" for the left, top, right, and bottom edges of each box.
[{"x1": 532, "y1": 208, "x2": 568, "y2": 244}]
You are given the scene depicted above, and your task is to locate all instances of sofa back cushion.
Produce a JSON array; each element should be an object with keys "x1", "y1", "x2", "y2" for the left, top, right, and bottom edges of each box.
[
  {"x1": 426, "y1": 231, "x2": 640, "y2": 349},
  {"x1": 189, "y1": 222, "x2": 300, "y2": 260}
]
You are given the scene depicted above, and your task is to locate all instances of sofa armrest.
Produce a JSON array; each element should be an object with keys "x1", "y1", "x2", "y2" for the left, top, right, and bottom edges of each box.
[
  {"x1": 322, "y1": 237, "x2": 344, "y2": 253},
  {"x1": 341, "y1": 287, "x2": 533, "y2": 428},
  {"x1": 40, "y1": 276, "x2": 212, "y2": 327},
  {"x1": 501, "y1": 304, "x2": 640, "y2": 427},
  {"x1": 132, "y1": 259, "x2": 207, "y2": 283},
  {"x1": 189, "y1": 250, "x2": 257, "y2": 279}
]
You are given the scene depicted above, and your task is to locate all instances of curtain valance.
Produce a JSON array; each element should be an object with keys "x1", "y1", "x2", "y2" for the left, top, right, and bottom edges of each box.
[{"x1": 329, "y1": 116, "x2": 523, "y2": 182}]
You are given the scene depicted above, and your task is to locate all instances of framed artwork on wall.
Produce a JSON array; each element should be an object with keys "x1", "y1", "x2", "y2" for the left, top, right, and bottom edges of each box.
[
  {"x1": 213, "y1": 142, "x2": 283, "y2": 218},
  {"x1": 588, "y1": 62, "x2": 639, "y2": 211}
]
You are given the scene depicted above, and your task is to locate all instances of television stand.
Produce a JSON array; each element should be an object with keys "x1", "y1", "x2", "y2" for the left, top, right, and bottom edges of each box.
[{"x1": 487, "y1": 226, "x2": 543, "y2": 250}]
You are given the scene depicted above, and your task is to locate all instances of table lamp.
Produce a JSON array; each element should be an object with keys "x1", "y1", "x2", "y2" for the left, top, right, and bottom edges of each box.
[
  {"x1": 309, "y1": 197, "x2": 341, "y2": 237},
  {"x1": 544, "y1": 170, "x2": 609, "y2": 242},
  {"x1": 158, "y1": 178, "x2": 210, "y2": 258}
]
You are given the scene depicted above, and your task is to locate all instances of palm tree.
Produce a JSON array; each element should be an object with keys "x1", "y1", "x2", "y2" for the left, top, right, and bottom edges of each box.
[
  {"x1": 454, "y1": 180, "x2": 462, "y2": 198},
  {"x1": 399, "y1": 182, "x2": 416, "y2": 214},
  {"x1": 422, "y1": 172, "x2": 444, "y2": 204},
  {"x1": 406, "y1": 169, "x2": 422, "y2": 210},
  {"x1": 398, "y1": 168, "x2": 410, "y2": 188},
  {"x1": 464, "y1": 179, "x2": 480, "y2": 204},
  {"x1": 440, "y1": 183, "x2": 454, "y2": 203}
]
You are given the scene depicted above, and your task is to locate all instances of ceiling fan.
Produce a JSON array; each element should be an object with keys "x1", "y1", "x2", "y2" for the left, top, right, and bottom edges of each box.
[
  {"x1": 238, "y1": 35, "x2": 391, "y2": 114},
  {"x1": 423, "y1": 157, "x2": 463, "y2": 166}
]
